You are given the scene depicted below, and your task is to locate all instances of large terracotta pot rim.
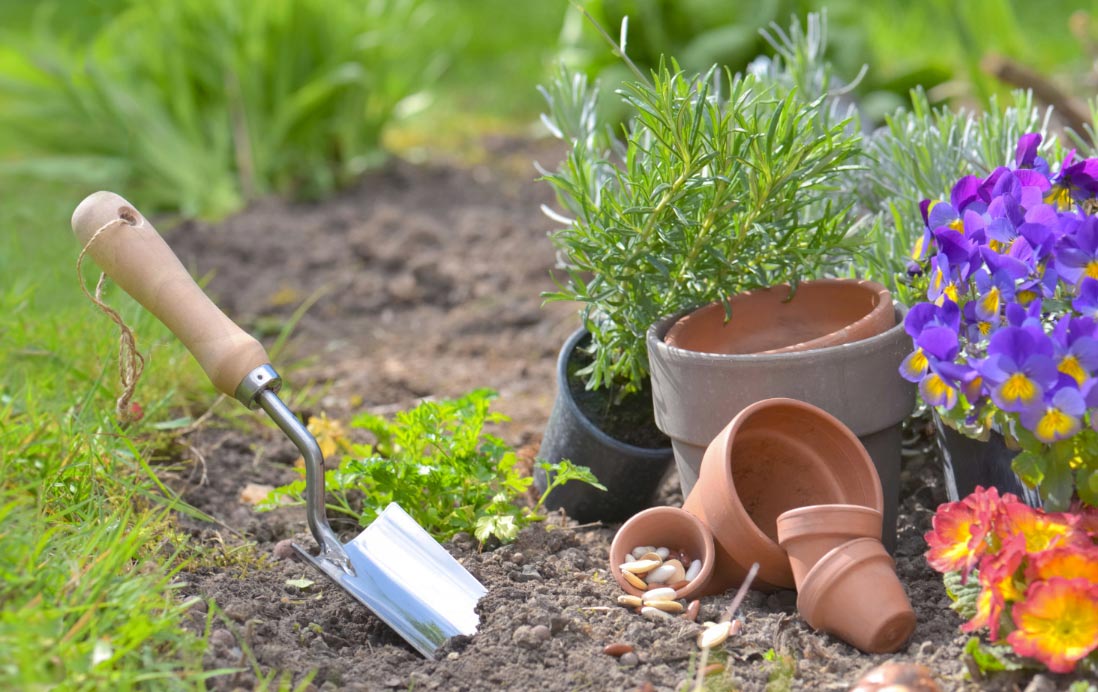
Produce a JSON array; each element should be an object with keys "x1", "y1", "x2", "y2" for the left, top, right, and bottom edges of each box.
[
  {"x1": 650, "y1": 305, "x2": 907, "y2": 367},
  {"x1": 663, "y1": 279, "x2": 892, "y2": 356},
  {"x1": 609, "y1": 506, "x2": 716, "y2": 600},
  {"x1": 556, "y1": 326, "x2": 671, "y2": 457}
]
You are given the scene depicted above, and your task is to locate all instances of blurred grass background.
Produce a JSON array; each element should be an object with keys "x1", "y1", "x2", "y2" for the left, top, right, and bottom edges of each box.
[{"x1": 0, "y1": 0, "x2": 1096, "y2": 687}]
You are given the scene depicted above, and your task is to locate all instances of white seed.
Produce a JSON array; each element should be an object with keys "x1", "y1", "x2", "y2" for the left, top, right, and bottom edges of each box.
[
  {"x1": 642, "y1": 586, "x2": 676, "y2": 601},
  {"x1": 698, "y1": 621, "x2": 733, "y2": 649},
  {"x1": 641, "y1": 606, "x2": 675, "y2": 621},
  {"x1": 646, "y1": 564, "x2": 677, "y2": 584},
  {"x1": 631, "y1": 545, "x2": 656, "y2": 560},
  {"x1": 616, "y1": 595, "x2": 643, "y2": 608},
  {"x1": 663, "y1": 559, "x2": 686, "y2": 583},
  {"x1": 623, "y1": 571, "x2": 647, "y2": 590},
  {"x1": 656, "y1": 547, "x2": 671, "y2": 560},
  {"x1": 643, "y1": 599, "x2": 684, "y2": 614},
  {"x1": 620, "y1": 559, "x2": 660, "y2": 575},
  {"x1": 685, "y1": 559, "x2": 702, "y2": 582}
]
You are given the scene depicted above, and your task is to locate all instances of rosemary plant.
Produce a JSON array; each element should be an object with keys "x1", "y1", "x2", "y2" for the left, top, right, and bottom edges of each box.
[{"x1": 539, "y1": 58, "x2": 864, "y2": 397}]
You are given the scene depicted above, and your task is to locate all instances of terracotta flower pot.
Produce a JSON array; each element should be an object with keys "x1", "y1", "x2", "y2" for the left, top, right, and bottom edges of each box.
[
  {"x1": 535, "y1": 327, "x2": 674, "y2": 522},
  {"x1": 776, "y1": 504, "x2": 883, "y2": 590},
  {"x1": 796, "y1": 537, "x2": 916, "y2": 653},
  {"x1": 609, "y1": 506, "x2": 716, "y2": 600},
  {"x1": 682, "y1": 398, "x2": 883, "y2": 591},
  {"x1": 648, "y1": 280, "x2": 913, "y2": 551},
  {"x1": 663, "y1": 279, "x2": 894, "y2": 355}
]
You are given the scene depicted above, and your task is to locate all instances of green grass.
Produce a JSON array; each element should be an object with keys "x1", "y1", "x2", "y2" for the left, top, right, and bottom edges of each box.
[
  {"x1": 0, "y1": 0, "x2": 447, "y2": 219},
  {"x1": 0, "y1": 180, "x2": 228, "y2": 689}
]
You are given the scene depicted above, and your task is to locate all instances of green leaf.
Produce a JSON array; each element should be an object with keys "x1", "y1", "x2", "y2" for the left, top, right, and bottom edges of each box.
[
  {"x1": 963, "y1": 637, "x2": 1031, "y2": 674},
  {"x1": 285, "y1": 578, "x2": 315, "y2": 590},
  {"x1": 1011, "y1": 449, "x2": 1046, "y2": 488}
]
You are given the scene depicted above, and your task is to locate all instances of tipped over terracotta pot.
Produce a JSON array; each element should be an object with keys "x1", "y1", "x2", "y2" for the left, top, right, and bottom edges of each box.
[
  {"x1": 777, "y1": 504, "x2": 883, "y2": 590},
  {"x1": 796, "y1": 537, "x2": 916, "y2": 653},
  {"x1": 609, "y1": 506, "x2": 716, "y2": 600},
  {"x1": 682, "y1": 398, "x2": 883, "y2": 591}
]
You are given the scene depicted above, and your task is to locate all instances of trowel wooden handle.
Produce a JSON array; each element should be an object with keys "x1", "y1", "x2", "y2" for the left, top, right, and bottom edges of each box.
[{"x1": 71, "y1": 191, "x2": 270, "y2": 398}]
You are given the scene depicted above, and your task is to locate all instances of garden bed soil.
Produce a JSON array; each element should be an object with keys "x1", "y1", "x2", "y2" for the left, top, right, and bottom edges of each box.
[{"x1": 159, "y1": 138, "x2": 1083, "y2": 691}]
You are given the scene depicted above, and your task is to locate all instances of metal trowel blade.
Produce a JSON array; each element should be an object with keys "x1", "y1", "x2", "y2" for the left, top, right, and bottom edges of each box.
[{"x1": 293, "y1": 503, "x2": 487, "y2": 658}]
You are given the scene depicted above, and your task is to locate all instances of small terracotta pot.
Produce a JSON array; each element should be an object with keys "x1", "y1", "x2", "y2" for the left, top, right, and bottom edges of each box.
[
  {"x1": 776, "y1": 504, "x2": 883, "y2": 590},
  {"x1": 609, "y1": 506, "x2": 716, "y2": 600},
  {"x1": 682, "y1": 398, "x2": 883, "y2": 591},
  {"x1": 663, "y1": 279, "x2": 893, "y2": 355},
  {"x1": 796, "y1": 537, "x2": 916, "y2": 653}
]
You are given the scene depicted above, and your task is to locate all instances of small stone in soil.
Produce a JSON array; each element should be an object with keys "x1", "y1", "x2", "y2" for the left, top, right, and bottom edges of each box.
[
  {"x1": 619, "y1": 652, "x2": 639, "y2": 667},
  {"x1": 530, "y1": 624, "x2": 550, "y2": 642},
  {"x1": 510, "y1": 551, "x2": 525, "y2": 565},
  {"x1": 273, "y1": 539, "x2": 297, "y2": 561},
  {"x1": 603, "y1": 643, "x2": 634, "y2": 657},
  {"x1": 210, "y1": 628, "x2": 235, "y2": 649}
]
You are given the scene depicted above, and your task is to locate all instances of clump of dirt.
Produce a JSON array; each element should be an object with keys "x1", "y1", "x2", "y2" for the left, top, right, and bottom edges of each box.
[{"x1": 163, "y1": 139, "x2": 1082, "y2": 691}]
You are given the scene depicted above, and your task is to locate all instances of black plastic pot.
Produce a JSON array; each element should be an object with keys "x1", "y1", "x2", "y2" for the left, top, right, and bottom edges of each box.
[
  {"x1": 931, "y1": 412, "x2": 1042, "y2": 507},
  {"x1": 534, "y1": 327, "x2": 674, "y2": 523}
]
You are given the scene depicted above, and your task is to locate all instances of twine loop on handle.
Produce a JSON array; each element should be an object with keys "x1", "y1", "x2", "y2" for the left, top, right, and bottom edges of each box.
[{"x1": 76, "y1": 215, "x2": 147, "y2": 423}]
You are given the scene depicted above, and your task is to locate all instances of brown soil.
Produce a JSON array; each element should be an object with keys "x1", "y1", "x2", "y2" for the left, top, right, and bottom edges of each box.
[{"x1": 159, "y1": 138, "x2": 1084, "y2": 691}]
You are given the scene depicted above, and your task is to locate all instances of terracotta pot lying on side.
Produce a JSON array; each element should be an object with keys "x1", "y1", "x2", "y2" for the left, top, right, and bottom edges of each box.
[
  {"x1": 682, "y1": 398, "x2": 883, "y2": 592},
  {"x1": 796, "y1": 537, "x2": 917, "y2": 653},
  {"x1": 776, "y1": 504, "x2": 883, "y2": 590},
  {"x1": 609, "y1": 506, "x2": 716, "y2": 601}
]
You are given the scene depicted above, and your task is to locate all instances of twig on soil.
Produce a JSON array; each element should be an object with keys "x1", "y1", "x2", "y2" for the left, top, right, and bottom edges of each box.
[
  {"x1": 720, "y1": 562, "x2": 759, "y2": 624},
  {"x1": 182, "y1": 441, "x2": 209, "y2": 486}
]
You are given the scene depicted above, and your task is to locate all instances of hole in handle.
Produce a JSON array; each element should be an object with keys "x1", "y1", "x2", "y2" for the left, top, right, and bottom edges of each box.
[{"x1": 118, "y1": 206, "x2": 139, "y2": 225}]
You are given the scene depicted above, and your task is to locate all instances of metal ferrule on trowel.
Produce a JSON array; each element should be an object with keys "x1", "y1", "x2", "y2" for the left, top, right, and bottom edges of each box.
[{"x1": 71, "y1": 191, "x2": 486, "y2": 659}]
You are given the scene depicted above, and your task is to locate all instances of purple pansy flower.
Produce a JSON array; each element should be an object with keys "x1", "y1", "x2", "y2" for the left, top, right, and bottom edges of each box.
[
  {"x1": 977, "y1": 326, "x2": 1059, "y2": 412},
  {"x1": 1019, "y1": 387, "x2": 1086, "y2": 443},
  {"x1": 1073, "y1": 277, "x2": 1098, "y2": 319},
  {"x1": 1050, "y1": 315, "x2": 1098, "y2": 387},
  {"x1": 1055, "y1": 215, "x2": 1098, "y2": 284}
]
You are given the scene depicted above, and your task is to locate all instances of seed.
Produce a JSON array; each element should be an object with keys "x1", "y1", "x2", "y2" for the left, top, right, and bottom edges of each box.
[
  {"x1": 603, "y1": 642, "x2": 633, "y2": 657},
  {"x1": 698, "y1": 621, "x2": 732, "y2": 649},
  {"x1": 682, "y1": 599, "x2": 700, "y2": 622},
  {"x1": 655, "y1": 546, "x2": 670, "y2": 560},
  {"x1": 665, "y1": 559, "x2": 686, "y2": 582},
  {"x1": 730, "y1": 619, "x2": 743, "y2": 636},
  {"x1": 685, "y1": 559, "x2": 702, "y2": 581},
  {"x1": 620, "y1": 559, "x2": 661, "y2": 575},
  {"x1": 644, "y1": 599, "x2": 684, "y2": 614},
  {"x1": 616, "y1": 595, "x2": 643, "y2": 608},
  {"x1": 638, "y1": 551, "x2": 663, "y2": 563},
  {"x1": 631, "y1": 545, "x2": 656, "y2": 560},
  {"x1": 642, "y1": 586, "x2": 676, "y2": 601},
  {"x1": 646, "y1": 563, "x2": 676, "y2": 584},
  {"x1": 668, "y1": 580, "x2": 690, "y2": 591},
  {"x1": 702, "y1": 663, "x2": 725, "y2": 677},
  {"x1": 641, "y1": 606, "x2": 675, "y2": 621},
  {"x1": 623, "y1": 571, "x2": 647, "y2": 590}
]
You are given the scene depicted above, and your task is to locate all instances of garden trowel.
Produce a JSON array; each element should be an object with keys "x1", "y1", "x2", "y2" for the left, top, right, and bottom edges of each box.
[{"x1": 71, "y1": 191, "x2": 486, "y2": 658}]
